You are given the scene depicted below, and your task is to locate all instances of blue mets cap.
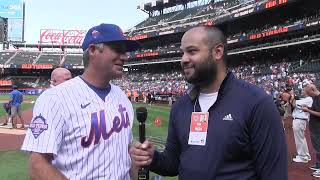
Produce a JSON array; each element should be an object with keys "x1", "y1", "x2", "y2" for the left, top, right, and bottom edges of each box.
[{"x1": 81, "y1": 23, "x2": 140, "y2": 52}]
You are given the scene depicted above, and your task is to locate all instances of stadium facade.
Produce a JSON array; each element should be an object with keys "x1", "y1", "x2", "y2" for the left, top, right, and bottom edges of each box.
[{"x1": 0, "y1": 0, "x2": 318, "y2": 100}]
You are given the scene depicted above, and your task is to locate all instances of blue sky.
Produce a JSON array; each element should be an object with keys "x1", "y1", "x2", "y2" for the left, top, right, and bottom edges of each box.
[{"x1": 24, "y1": 0, "x2": 149, "y2": 43}]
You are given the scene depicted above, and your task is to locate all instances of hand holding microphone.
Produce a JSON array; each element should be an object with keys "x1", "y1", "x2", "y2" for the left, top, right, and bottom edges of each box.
[
  {"x1": 129, "y1": 107, "x2": 155, "y2": 180},
  {"x1": 137, "y1": 107, "x2": 147, "y2": 144}
]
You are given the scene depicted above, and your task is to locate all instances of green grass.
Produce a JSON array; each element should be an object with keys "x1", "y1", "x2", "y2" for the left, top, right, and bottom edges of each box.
[
  {"x1": 0, "y1": 95, "x2": 38, "y2": 101},
  {"x1": 133, "y1": 104, "x2": 178, "y2": 180},
  {"x1": 0, "y1": 151, "x2": 28, "y2": 180},
  {"x1": 132, "y1": 104, "x2": 171, "y2": 139},
  {"x1": 0, "y1": 102, "x2": 177, "y2": 180},
  {"x1": 0, "y1": 94, "x2": 36, "y2": 180}
]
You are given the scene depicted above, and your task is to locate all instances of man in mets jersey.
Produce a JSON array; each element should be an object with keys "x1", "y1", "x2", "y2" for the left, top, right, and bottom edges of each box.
[{"x1": 21, "y1": 23, "x2": 141, "y2": 180}]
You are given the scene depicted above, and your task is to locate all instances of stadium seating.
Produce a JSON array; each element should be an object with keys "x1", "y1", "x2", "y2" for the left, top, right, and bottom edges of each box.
[
  {"x1": 9, "y1": 52, "x2": 39, "y2": 65},
  {"x1": 36, "y1": 54, "x2": 62, "y2": 66},
  {"x1": 0, "y1": 52, "x2": 15, "y2": 65},
  {"x1": 64, "y1": 54, "x2": 83, "y2": 66}
]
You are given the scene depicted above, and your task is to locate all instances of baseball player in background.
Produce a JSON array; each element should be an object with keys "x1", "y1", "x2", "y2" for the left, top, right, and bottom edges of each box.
[
  {"x1": 21, "y1": 23, "x2": 140, "y2": 180},
  {"x1": 49, "y1": 67, "x2": 72, "y2": 87}
]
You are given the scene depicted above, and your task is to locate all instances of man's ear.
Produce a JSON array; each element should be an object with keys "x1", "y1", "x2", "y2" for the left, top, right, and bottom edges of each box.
[
  {"x1": 212, "y1": 43, "x2": 224, "y2": 62},
  {"x1": 88, "y1": 44, "x2": 97, "y2": 55}
]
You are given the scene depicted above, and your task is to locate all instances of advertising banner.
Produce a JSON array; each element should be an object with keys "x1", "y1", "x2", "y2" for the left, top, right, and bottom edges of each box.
[
  {"x1": 39, "y1": 29, "x2": 86, "y2": 46},
  {"x1": 21, "y1": 64, "x2": 53, "y2": 69}
]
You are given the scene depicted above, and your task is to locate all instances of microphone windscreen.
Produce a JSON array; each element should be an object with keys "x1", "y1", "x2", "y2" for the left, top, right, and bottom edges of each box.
[{"x1": 136, "y1": 107, "x2": 148, "y2": 122}]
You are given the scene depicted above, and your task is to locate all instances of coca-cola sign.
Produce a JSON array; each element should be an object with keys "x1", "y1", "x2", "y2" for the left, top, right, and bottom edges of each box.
[{"x1": 40, "y1": 29, "x2": 87, "y2": 45}]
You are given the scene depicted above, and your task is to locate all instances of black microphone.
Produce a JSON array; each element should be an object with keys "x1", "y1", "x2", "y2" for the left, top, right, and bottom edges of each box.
[{"x1": 136, "y1": 107, "x2": 149, "y2": 180}]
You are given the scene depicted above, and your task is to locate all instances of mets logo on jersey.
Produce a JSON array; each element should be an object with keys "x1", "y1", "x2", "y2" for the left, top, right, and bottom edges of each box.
[
  {"x1": 81, "y1": 104, "x2": 130, "y2": 147},
  {"x1": 29, "y1": 114, "x2": 48, "y2": 139}
]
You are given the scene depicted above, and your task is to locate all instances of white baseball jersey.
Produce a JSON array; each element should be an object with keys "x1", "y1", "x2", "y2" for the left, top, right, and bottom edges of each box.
[
  {"x1": 21, "y1": 76, "x2": 134, "y2": 180},
  {"x1": 292, "y1": 96, "x2": 313, "y2": 119}
]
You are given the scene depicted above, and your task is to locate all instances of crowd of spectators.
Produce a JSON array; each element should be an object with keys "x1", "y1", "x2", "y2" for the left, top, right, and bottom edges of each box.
[
  {"x1": 229, "y1": 9, "x2": 320, "y2": 41},
  {"x1": 231, "y1": 62, "x2": 317, "y2": 98},
  {"x1": 110, "y1": 61, "x2": 319, "y2": 100},
  {"x1": 0, "y1": 59, "x2": 318, "y2": 103},
  {"x1": 112, "y1": 71, "x2": 187, "y2": 96}
]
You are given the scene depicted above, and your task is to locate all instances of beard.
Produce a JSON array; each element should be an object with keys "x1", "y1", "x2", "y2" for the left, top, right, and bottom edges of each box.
[{"x1": 183, "y1": 52, "x2": 218, "y2": 87}]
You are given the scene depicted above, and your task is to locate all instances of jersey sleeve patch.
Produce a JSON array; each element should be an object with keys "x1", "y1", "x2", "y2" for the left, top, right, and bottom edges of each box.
[{"x1": 29, "y1": 114, "x2": 49, "y2": 139}]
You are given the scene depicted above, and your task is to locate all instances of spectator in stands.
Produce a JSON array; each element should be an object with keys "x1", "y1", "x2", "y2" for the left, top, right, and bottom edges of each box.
[
  {"x1": 130, "y1": 25, "x2": 287, "y2": 179},
  {"x1": 126, "y1": 90, "x2": 132, "y2": 101},
  {"x1": 133, "y1": 90, "x2": 139, "y2": 103},
  {"x1": 147, "y1": 92, "x2": 152, "y2": 104},
  {"x1": 274, "y1": 95, "x2": 285, "y2": 128},
  {"x1": 273, "y1": 96, "x2": 285, "y2": 119},
  {"x1": 168, "y1": 93, "x2": 173, "y2": 106},
  {"x1": 50, "y1": 67, "x2": 72, "y2": 87},
  {"x1": 9, "y1": 85, "x2": 24, "y2": 129},
  {"x1": 1, "y1": 102, "x2": 12, "y2": 128},
  {"x1": 151, "y1": 92, "x2": 155, "y2": 104},
  {"x1": 283, "y1": 89, "x2": 294, "y2": 120},
  {"x1": 291, "y1": 87, "x2": 313, "y2": 163},
  {"x1": 302, "y1": 84, "x2": 320, "y2": 177}
]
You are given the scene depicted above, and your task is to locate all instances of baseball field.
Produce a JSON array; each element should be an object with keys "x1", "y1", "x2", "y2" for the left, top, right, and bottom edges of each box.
[
  {"x1": 0, "y1": 95, "x2": 318, "y2": 180},
  {"x1": 0, "y1": 95, "x2": 37, "y2": 180}
]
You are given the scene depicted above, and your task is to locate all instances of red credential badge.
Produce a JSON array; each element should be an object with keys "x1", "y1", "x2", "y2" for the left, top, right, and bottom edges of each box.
[{"x1": 188, "y1": 112, "x2": 209, "y2": 146}]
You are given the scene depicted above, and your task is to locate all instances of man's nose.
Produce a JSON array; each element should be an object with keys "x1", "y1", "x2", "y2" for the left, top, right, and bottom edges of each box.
[
  {"x1": 120, "y1": 53, "x2": 128, "y2": 61},
  {"x1": 181, "y1": 53, "x2": 190, "y2": 63}
]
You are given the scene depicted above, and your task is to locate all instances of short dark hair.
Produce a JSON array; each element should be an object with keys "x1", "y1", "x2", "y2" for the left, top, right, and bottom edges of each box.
[{"x1": 200, "y1": 25, "x2": 228, "y2": 62}]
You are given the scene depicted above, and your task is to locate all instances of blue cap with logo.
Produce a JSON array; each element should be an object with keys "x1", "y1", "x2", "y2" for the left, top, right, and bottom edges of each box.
[{"x1": 81, "y1": 23, "x2": 140, "y2": 52}]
